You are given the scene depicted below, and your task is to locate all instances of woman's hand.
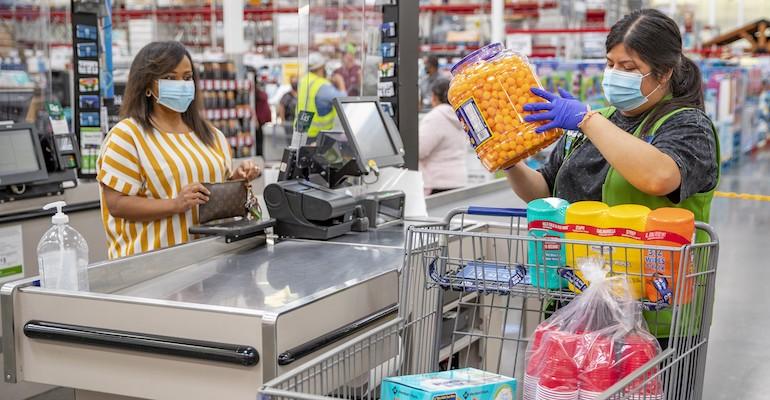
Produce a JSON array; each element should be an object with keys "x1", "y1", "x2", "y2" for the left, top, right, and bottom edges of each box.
[
  {"x1": 523, "y1": 88, "x2": 589, "y2": 132},
  {"x1": 231, "y1": 160, "x2": 261, "y2": 181},
  {"x1": 174, "y1": 183, "x2": 210, "y2": 213}
]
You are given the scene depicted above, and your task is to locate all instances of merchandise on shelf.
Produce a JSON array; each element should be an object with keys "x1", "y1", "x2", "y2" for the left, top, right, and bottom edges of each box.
[
  {"x1": 198, "y1": 61, "x2": 256, "y2": 158},
  {"x1": 531, "y1": 60, "x2": 608, "y2": 110},
  {"x1": 71, "y1": 8, "x2": 102, "y2": 177},
  {"x1": 701, "y1": 59, "x2": 770, "y2": 165}
]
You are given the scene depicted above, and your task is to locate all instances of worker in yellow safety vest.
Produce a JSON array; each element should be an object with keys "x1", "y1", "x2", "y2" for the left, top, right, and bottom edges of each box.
[{"x1": 296, "y1": 52, "x2": 347, "y2": 139}]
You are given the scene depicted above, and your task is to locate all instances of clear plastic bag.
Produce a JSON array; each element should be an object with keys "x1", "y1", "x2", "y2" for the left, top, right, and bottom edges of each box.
[{"x1": 523, "y1": 258, "x2": 663, "y2": 400}]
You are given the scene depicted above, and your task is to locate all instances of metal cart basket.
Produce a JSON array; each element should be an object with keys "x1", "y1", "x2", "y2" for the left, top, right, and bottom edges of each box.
[{"x1": 260, "y1": 207, "x2": 719, "y2": 400}]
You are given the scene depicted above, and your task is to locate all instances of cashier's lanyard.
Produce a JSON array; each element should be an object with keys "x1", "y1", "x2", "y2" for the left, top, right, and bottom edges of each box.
[
  {"x1": 245, "y1": 184, "x2": 262, "y2": 220},
  {"x1": 551, "y1": 130, "x2": 587, "y2": 197}
]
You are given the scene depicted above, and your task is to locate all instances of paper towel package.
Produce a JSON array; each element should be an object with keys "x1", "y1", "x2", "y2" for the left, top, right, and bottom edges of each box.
[{"x1": 381, "y1": 368, "x2": 516, "y2": 400}]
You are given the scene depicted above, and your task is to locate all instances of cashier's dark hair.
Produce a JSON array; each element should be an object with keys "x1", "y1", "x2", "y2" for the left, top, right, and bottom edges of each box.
[
  {"x1": 606, "y1": 9, "x2": 703, "y2": 136},
  {"x1": 120, "y1": 41, "x2": 215, "y2": 147}
]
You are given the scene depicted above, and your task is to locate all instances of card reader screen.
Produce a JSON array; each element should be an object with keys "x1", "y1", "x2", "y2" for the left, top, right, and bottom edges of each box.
[
  {"x1": 340, "y1": 102, "x2": 397, "y2": 160},
  {"x1": 0, "y1": 129, "x2": 41, "y2": 175}
]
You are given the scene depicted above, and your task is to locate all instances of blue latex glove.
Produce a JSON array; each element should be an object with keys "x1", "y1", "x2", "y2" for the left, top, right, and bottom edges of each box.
[{"x1": 523, "y1": 87, "x2": 589, "y2": 133}]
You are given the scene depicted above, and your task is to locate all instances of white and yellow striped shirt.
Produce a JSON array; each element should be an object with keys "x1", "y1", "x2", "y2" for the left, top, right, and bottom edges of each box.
[{"x1": 97, "y1": 118, "x2": 232, "y2": 259}]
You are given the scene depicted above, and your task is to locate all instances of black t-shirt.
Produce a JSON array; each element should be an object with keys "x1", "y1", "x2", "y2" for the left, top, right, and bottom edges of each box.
[
  {"x1": 538, "y1": 108, "x2": 718, "y2": 204},
  {"x1": 280, "y1": 92, "x2": 298, "y2": 124}
]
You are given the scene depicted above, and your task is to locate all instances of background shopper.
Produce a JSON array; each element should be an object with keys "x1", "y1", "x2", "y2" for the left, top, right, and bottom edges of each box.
[{"x1": 419, "y1": 78, "x2": 469, "y2": 195}]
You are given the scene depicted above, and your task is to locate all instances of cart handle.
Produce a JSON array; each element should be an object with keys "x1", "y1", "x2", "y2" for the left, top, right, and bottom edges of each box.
[
  {"x1": 467, "y1": 206, "x2": 527, "y2": 217},
  {"x1": 444, "y1": 207, "x2": 527, "y2": 224}
]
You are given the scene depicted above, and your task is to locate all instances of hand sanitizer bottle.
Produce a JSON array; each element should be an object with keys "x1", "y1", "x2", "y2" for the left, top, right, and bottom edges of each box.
[{"x1": 36, "y1": 201, "x2": 89, "y2": 291}]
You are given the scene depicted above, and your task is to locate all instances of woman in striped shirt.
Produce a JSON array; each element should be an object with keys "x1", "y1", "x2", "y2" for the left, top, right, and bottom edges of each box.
[{"x1": 97, "y1": 41, "x2": 260, "y2": 259}]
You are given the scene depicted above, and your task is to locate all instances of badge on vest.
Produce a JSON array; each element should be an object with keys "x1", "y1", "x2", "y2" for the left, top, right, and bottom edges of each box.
[{"x1": 295, "y1": 110, "x2": 315, "y2": 133}]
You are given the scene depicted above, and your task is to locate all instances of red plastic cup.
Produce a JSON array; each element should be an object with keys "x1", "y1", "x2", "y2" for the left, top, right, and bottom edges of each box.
[
  {"x1": 551, "y1": 331, "x2": 581, "y2": 359},
  {"x1": 539, "y1": 332, "x2": 579, "y2": 392},
  {"x1": 617, "y1": 334, "x2": 662, "y2": 396},
  {"x1": 579, "y1": 335, "x2": 617, "y2": 392},
  {"x1": 527, "y1": 325, "x2": 558, "y2": 376}
]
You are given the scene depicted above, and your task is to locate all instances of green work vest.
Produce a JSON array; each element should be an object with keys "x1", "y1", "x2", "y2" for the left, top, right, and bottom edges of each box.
[
  {"x1": 297, "y1": 72, "x2": 337, "y2": 138},
  {"x1": 560, "y1": 105, "x2": 721, "y2": 337}
]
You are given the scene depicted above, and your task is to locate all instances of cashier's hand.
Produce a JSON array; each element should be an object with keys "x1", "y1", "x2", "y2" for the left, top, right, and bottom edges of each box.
[
  {"x1": 231, "y1": 160, "x2": 261, "y2": 181},
  {"x1": 523, "y1": 87, "x2": 588, "y2": 132},
  {"x1": 174, "y1": 183, "x2": 210, "y2": 213}
]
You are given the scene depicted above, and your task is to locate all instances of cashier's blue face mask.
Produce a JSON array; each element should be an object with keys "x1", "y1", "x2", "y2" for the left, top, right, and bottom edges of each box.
[
  {"x1": 154, "y1": 79, "x2": 195, "y2": 113},
  {"x1": 601, "y1": 68, "x2": 661, "y2": 112}
]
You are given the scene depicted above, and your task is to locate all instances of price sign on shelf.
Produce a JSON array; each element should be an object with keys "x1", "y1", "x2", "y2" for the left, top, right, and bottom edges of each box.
[{"x1": 505, "y1": 34, "x2": 533, "y2": 57}]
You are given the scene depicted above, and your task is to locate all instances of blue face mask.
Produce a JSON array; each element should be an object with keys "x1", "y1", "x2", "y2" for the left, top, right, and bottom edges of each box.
[
  {"x1": 154, "y1": 79, "x2": 195, "y2": 113},
  {"x1": 601, "y1": 68, "x2": 661, "y2": 112}
]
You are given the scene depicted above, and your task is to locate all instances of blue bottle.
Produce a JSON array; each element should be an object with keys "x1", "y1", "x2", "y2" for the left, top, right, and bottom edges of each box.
[{"x1": 526, "y1": 197, "x2": 569, "y2": 289}]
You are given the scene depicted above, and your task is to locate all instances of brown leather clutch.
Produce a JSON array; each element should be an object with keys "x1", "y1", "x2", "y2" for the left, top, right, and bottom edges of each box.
[{"x1": 198, "y1": 180, "x2": 248, "y2": 224}]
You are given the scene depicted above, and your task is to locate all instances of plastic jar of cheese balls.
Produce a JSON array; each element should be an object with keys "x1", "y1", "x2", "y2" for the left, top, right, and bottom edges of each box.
[{"x1": 448, "y1": 43, "x2": 564, "y2": 172}]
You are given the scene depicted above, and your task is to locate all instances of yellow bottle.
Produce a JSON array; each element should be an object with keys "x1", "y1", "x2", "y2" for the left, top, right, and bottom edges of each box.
[
  {"x1": 565, "y1": 201, "x2": 609, "y2": 294},
  {"x1": 605, "y1": 204, "x2": 651, "y2": 299}
]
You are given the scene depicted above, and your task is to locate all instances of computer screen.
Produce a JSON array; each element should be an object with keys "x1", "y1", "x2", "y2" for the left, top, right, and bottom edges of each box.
[
  {"x1": 334, "y1": 97, "x2": 404, "y2": 172},
  {"x1": 340, "y1": 102, "x2": 398, "y2": 159},
  {"x1": 0, "y1": 129, "x2": 41, "y2": 175},
  {"x1": 0, "y1": 124, "x2": 48, "y2": 186}
]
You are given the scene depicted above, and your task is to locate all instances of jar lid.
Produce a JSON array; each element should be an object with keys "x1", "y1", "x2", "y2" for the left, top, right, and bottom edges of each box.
[{"x1": 450, "y1": 42, "x2": 503, "y2": 76}]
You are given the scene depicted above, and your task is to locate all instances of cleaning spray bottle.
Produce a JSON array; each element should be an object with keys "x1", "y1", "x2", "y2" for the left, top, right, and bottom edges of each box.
[{"x1": 36, "y1": 201, "x2": 89, "y2": 290}]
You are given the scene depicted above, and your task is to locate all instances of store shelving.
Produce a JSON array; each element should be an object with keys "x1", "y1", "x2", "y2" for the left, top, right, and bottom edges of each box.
[
  {"x1": 419, "y1": 2, "x2": 558, "y2": 14},
  {"x1": 505, "y1": 27, "x2": 610, "y2": 34},
  {"x1": 417, "y1": 1, "x2": 613, "y2": 59}
]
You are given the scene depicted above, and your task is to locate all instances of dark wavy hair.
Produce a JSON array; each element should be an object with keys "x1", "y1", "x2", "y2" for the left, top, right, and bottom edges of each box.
[
  {"x1": 606, "y1": 9, "x2": 703, "y2": 135},
  {"x1": 120, "y1": 41, "x2": 215, "y2": 146}
]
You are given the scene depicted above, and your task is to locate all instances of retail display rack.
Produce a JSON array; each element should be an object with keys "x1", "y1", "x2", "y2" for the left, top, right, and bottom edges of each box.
[
  {"x1": 199, "y1": 61, "x2": 257, "y2": 158},
  {"x1": 70, "y1": 0, "x2": 102, "y2": 178}
]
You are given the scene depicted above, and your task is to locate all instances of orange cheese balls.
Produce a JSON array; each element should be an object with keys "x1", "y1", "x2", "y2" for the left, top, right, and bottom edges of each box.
[{"x1": 448, "y1": 50, "x2": 564, "y2": 172}]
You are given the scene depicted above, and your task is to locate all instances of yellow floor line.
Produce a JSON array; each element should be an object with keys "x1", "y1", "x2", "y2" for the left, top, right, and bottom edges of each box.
[{"x1": 714, "y1": 191, "x2": 770, "y2": 202}]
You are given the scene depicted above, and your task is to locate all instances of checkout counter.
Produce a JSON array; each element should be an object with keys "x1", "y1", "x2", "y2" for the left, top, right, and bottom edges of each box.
[{"x1": 0, "y1": 98, "x2": 523, "y2": 400}]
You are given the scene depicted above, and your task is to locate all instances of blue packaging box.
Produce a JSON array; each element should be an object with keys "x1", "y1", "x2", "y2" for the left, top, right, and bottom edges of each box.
[{"x1": 381, "y1": 368, "x2": 516, "y2": 400}]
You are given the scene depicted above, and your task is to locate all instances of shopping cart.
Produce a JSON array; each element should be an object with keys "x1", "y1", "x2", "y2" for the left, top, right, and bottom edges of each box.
[{"x1": 260, "y1": 206, "x2": 719, "y2": 400}]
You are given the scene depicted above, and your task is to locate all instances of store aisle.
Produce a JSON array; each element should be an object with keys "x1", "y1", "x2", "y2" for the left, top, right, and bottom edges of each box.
[{"x1": 703, "y1": 147, "x2": 770, "y2": 399}]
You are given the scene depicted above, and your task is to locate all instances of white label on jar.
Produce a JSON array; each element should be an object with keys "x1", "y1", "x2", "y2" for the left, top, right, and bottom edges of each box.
[{"x1": 455, "y1": 98, "x2": 491, "y2": 148}]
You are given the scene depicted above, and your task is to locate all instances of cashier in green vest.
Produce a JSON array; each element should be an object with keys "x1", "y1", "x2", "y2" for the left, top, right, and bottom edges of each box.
[
  {"x1": 507, "y1": 9, "x2": 719, "y2": 340},
  {"x1": 297, "y1": 52, "x2": 347, "y2": 139}
]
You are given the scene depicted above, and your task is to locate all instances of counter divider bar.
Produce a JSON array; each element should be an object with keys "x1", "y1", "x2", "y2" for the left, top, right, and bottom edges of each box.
[
  {"x1": 23, "y1": 320, "x2": 260, "y2": 367},
  {"x1": 0, "y1": 200, "x2": 101, "y2": 224},
  {"x1": 277, "y1": 304, "x2": 398, "y2": 366}
]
